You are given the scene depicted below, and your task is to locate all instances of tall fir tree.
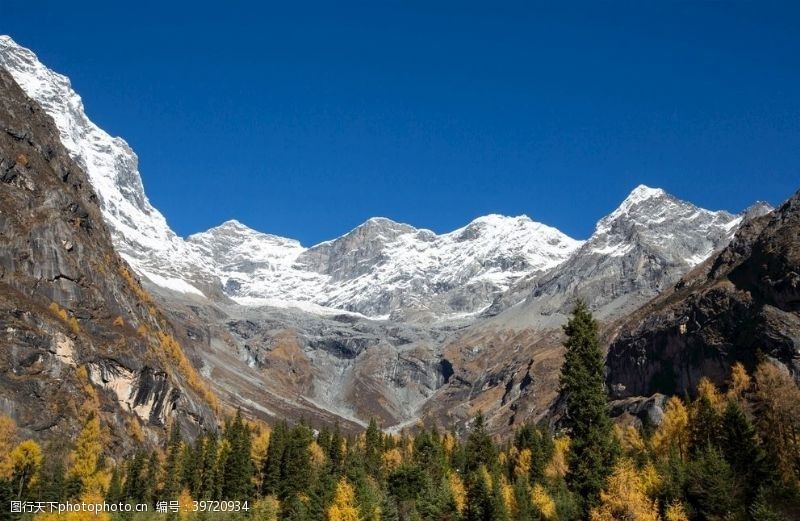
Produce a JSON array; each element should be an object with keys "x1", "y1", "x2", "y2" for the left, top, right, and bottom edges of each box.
[{"x1": 558, "y1": 300, "x2": 618, "y2": 514}]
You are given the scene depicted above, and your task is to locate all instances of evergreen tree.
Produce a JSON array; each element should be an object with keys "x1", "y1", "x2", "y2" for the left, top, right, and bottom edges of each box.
[
  {"x1": 558, "y1": 301, "x2": 618, "y2": 513},
  {"x1": 105, "y1": 465, "x2": 123, "y2": 504},
  {"x1": 220, "y1": 410, "x2": 254, "y2": 500},
  {"x1": 161, "y1": 423, "x2": 183, "y2": 500},
  {"x1": 365, "y1": 418, "x2": 383, "y2": 476},
  {"x1": 465, "y1": 413, "x2": 496, "y2": 474},
  {"x1": 143, "y1": 451, "x2": 159, "y2": 506},
  {"x1": 200, "y1": 432, "x2": 219, "y2": 500},
  {"x1": 122, "y1": 451, "x2": 146, "y2": 503},
  {"x1": 279, "y1": 422, "x2": 313, "y2": 500},
  {"x1": 261, "y1": 421, "x2": 287, "y2": 495}
]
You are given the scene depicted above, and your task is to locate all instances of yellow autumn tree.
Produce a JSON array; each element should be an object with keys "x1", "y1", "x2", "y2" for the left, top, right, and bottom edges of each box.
[
  {"x1": 382, "y1": 447, "x2": 403, "y2": 471},
  {"x1": 651, "y1": 396, "x2": 690, "y2": 460},
  {"x1": 617, "y1": 424, "x2": 647, "y2": 457},
  {"x1": 178, "y1": 488, "x2": 194, "y2": 520},
  {"x1": 514, "y1": 448, "x2": 532, "y2": 479},
  {"x1": 68, "y1": 415, "x2": 110, "y2": 495},
  {"x1": 10, "y1": 439, "x2": 43, "y2": 496},
  {"x1": 328, "y1": 478, "x2": 361, "y2": 521},
  {"x1": 727, "y1": 362, "x2": 751, "y2": 401},
  {"x1": 309, "y1": 440, "x2": 327, "y2": 468},
  {"x1": 448, "y1": 471, "x2": 467, "y2": 515},
  {"x1": 590, "y1": 458, "x2": 660, "y2": 521},
  {"x1": 696, "y1": 377, "x2": 724, "y2": 412},
  {"x1": 498, "y1": 475, "x2": 516, "y2": 515},
  {"x1": 0, "y1": 415, "x2": 18, "y2": 479},
  {"x1": 664, "y1": 500, "x2": 689, "y2": 521},
  {"x1": 545, "y1": 436, "x2": 570, "y2": 479},
  {"x1": 531, "y1": 483, "x2": 557, "y2": 521},
  {"x1": 752, "y1": 362, "x2": 800, "y2": 481}
]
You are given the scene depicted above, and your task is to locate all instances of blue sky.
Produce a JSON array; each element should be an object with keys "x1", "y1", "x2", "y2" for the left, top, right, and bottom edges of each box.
[{"x1": 2, "y1": 1, "x2": 799, "y2": 245}]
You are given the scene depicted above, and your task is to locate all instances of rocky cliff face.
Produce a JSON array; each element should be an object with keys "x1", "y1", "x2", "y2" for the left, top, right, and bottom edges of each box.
[
  {"x1": 0, "y1": 66, "x2": 216, "y2": 450},
  {"x1": 606, "y1": 191, "x2": 800, "y2": 399}
]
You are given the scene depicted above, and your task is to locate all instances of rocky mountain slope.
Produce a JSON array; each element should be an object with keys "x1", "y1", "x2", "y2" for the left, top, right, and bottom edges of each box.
[
  {"x1": 0, "y1": 67, "x2": 216, "y2": 451},
  {"x1": 606, "y1": 189, "x2": 800, "y2": 400}
]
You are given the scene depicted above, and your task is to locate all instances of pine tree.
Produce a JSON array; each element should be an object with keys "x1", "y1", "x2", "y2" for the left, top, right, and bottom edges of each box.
[
  {"x1": 200, "y1": 432, "x2": 219, "y2": 500},
  {"x1": 220, "y1": 410, "x2": 254, "y2": 500},
  {"x1": 105, "y1": 466, "x2": 122, "y2": 504},
  {"x1": 558, "y1": 301, "x2": 618, "y2": 513},
  {"x1": 279, "y1": 423, "x2": 313, "y2": 500},
  {"x1": 122, "y1": 451, "x2": 146, "y2": 503},
  {"x1": 261, "y1": 421, "x2": 287, "y2": 495},
  {"x1": 365, "y1": 418, "x2": 383, "y2": 477},
  {"x1": 465, "y1": 413, "x2": 496, "y2": 474},
  {"x1": 161, "y1": 423, "x2": 183, "y2": 500}
]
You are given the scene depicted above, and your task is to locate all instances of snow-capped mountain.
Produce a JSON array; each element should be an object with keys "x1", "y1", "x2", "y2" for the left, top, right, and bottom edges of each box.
[
  {"x1": 189, "y1": 214, "x2": 582, "y2": 318},
  {"x1": 0, "y1": 35, "x2": 581, "y2": 319},
  {"x1": 0, "y1": 35, "x2": 208, "y2": 297},
  {"x1": 489, "y1": 185, "x2": 761, "y2": 324},
  {"x1": 0, "y1": 35, "x2": 759, "y2": 323}
]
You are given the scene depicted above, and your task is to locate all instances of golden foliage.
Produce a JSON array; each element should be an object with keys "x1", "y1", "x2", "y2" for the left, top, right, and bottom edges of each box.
[
  {"x1": 590, "y1": 458, "x2": 660, "y2": 521},
  {"x1": 118, "y1": 264, "x2": 153, "y2": 305},
  {"x1": 478, "y1": 465, "x2": 493, "y2": 490},
  {"x1": 155, "y1": 331, "x2": 219, "y2": 411},
  {"x1": 11, "y1": 439, "x2": 43, "y2": 490},
  {"x1": 531, "y1": 483, "x2": 557, "y2": 521},
  {"x1": 498, "y1": 450, "x2": 508, "y2": 467},
  {"x1": 447, "y1": 471, "x2": 467, "y2": 515},
  {"x1": 0, "y1": 415, "x2": 18, "y2": 480},
  {"x1": 309, "y1": 441, "x2": 327, "y2": 468},
  {"x1": 727, "y1": 362, "x2": 751, "y2": 401},
  {"x1": 251, "y1": 424, "x2": 271, "y2": 484},
  {"x1": 112, "y1": 315, "x2": 124, "y2": 327},
  {"x1": 178, "y1": 488, "x2": 194, "y2": 520},
  {"x1": 498, "y1": 475, "x2": 516, "y2": 515},
  {"x1": 753, "y1": 362, "x2": 800, "y2": 481},
  {"x1": 48, "y1": 302, "x2": 80, "y2": 334},
  {"x1": 327, "y1": 478, "x2": 361, "y2": 521},
  {"x1": 696, "y1": 377, "x2": 723, "y2": 411},
  {"x1": 65, "y1": 491, "x2": 110, "y2": 521},
  {"x1": 545, "y1": 435, "x2": 569, "y2": 479},
  {"x1": 617, "y1": 424, "x2": 646, "y2": 455},
  {"x1": 68, "y1": 415, "x2": 109, "y2": 494},
  {"x1": 74, "y1": 366, "x2": 100, "y2": 416},
  {"x1": 651, "y1": 396, "x2": 690, "y2": 460},
  {"x1": 664, "y1": 500, "x2": 689, "y2": 521},
  {"x1": 514, "y1": 447, "x2": 532, "y2": 479},
  {"x1": 382, "y1": 447, "x2": 403, "y2": 471}
]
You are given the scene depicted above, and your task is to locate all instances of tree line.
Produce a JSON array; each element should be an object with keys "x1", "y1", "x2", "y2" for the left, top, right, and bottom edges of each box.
[{"x1": 1, "y1": 302, "x2": 799, "y2": 520}]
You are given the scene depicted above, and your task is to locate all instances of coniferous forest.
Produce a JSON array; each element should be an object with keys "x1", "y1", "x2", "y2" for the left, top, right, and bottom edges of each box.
[{"x1": 2, "y1": 305, "x2": 799, "y2": 520}]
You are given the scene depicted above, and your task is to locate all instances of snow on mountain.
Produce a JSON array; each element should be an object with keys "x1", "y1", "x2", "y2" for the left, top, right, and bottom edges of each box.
[
  {"x1": 589, "y1": 185, "x2": 742, "y2": 265},
  {"x1": 0, "y1": 36, "x2": 754, "y2": 323},
  {"x1": 0, "y1": 35, "x2": 208, "y2": 296},
  {"x1": 489, "y1": 184, "x2": 748, "y2": 324},
  {"x1": 0, "y1": 35, "x2": 580, "y2": 318},
  {"x1": 189, "y1": 215, "x2": 582, "y2": 317}
]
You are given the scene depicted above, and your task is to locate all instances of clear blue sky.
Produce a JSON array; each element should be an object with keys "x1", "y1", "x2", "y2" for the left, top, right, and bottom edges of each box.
[{"x1": 3, "y1": 1, "x2": 799, "y2": 245}]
